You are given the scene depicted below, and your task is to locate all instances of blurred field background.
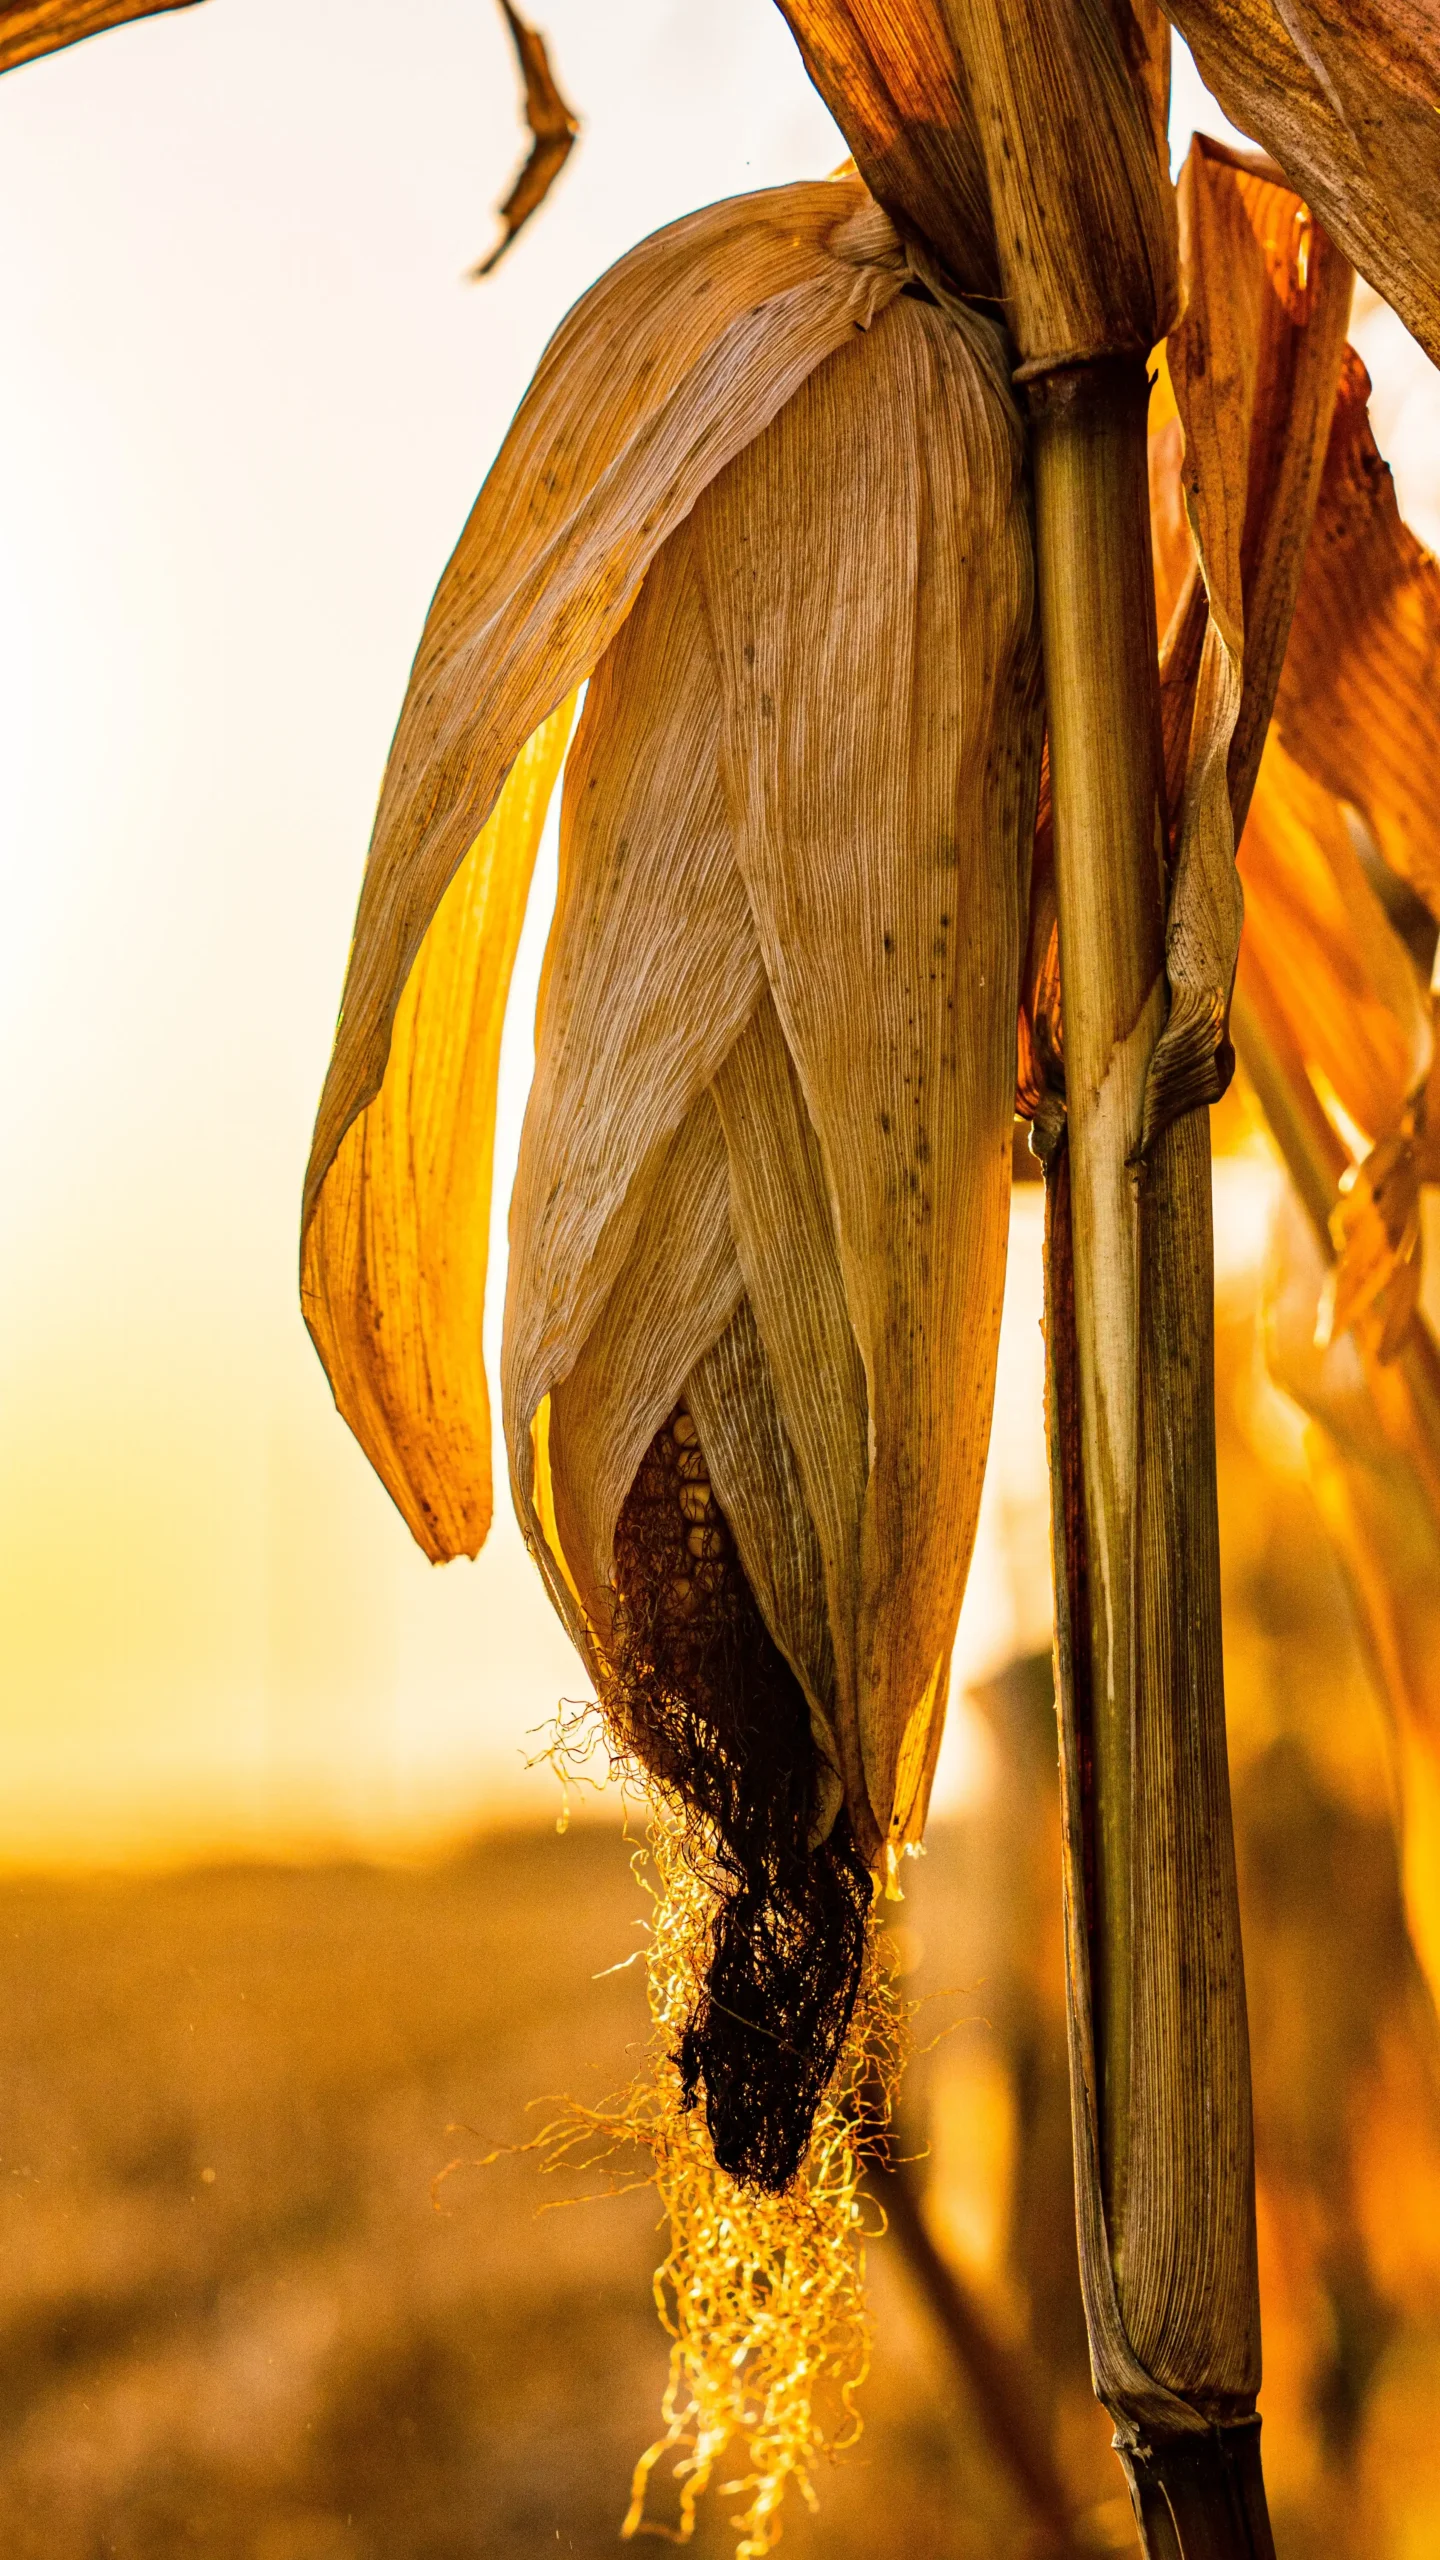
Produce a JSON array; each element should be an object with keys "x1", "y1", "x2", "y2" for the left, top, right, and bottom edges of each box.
[
  {"x1": 1, "y1": 1255, "x2": 1438, "y2": 2559},
  {"x1": 4, "y1": 4, "x2": 1440, "y2": 2556}
]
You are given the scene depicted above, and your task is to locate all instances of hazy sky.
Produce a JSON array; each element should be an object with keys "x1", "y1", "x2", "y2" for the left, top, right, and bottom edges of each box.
[{"x1": 0, "y1": 4, "x2": 1432, "y2": 1867}]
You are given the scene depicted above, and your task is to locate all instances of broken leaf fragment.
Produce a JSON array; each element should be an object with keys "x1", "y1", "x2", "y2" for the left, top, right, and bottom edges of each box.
[
  {"x1": 470, "y1": 0, "x2": 579, "y2": 280},
  {"x1": 0, "y1": 0, "x2": 199, "y2": 74},
  {"x1": 1159, "y1": 0, "x2": 1440, "y2": 365}
]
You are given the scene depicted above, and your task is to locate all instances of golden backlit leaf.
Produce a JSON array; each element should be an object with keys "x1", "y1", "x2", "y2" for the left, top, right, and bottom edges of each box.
[
  {"x1": 1263, "y1": 1192, "x2": 1440, "y2": 2014},
  {"x1": 1144, "y1": 136, "x2": 1351, "y2": 1138},
  {"x1": 1328, "y1": 1130, "x2": 1424, "y2": 1361},
  {"x1": 1237, "y1": 736, "x2": 1428, "y2": 1159},
  {"x1": 0, "y1": 0, "x2": 196, "y2": 71},
  {"x1": 470, "y1": 0, "x2": 578, "y2": 281},
  {"x1": 694, "y1": 291, "x2": 1042, "y2": 1855},
  {"x1": 1274, "y1": 347, "x2": 1440, "y2": 922},
  {"x1": 303, "y1": 175, "x2": 906, "y2": 1246},
  {"x1": 1236, "y1": 734, "x2": 1432, "y2": 1364},
  {"x1": 1159, "y1": 0, "x2": 1440, "y2": 365},
  {"x1": 300, "y1": 704, "x2": 573, "y2": 1564},
  {"x1": 773, "y1": 0, "x2": 998, "y2": 295}
]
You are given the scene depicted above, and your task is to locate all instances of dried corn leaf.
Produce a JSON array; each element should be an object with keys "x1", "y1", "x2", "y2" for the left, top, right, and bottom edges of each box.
[
  {"x1": 0, "y1": 0, "x2": 196, "y2": 70},
  {"x1": 1159, "y1": 0, "x2": 1440, "y2": 365},
  {"x1": 774, "y1": 0, "x2": 998, "y2": 296},
  {"x1": 1145, "y1": 136, "x2": 1351, "y2": 1138},
  {"x1": 1263, "y1": 1190, "x2": 1440, "y2": 2011},
  {"x1": 1274, "y1": 347, "x2": 1440, "y2": 921},
  {"x1": 709, "y1": 995, "x2": 870, "y2": 1824},
  {"x1": 693, "y1": 292, "x2": 1041, "y2": 1851},
  {"x1": 502, "y1": 517, "x2": 763, "y2": 1532},
  {"x1": 303, "y1": 175, "x2": 906, "y2": 1236},
  {"x1": 1237, "y1": 735, "x2": 1429, "y2": 1156},
  {"x1": 301, "y1": 705, "x2": 573, "y2": 1562},
  {"x1": 1328, "y1": 1130, "x2": 1423, "y2": 1360},
  {"x1": 946, "y1": 0, "x2": 1178, "y2": 370},
  {"x1": 470, "y1": 1, "x2": 578, "y2": 281}
]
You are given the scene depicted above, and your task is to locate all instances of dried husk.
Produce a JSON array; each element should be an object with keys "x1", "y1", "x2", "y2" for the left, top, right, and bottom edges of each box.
[
  {"x1": 508, "y1": 286, "x2": 1040, "y2": 1866},
  {"x1": 302, "y1": 175, "x2": 906, "y2": 1554},
  {"x1": 691, "y1": 293, "x2": 1040, "y2": 1856},
  {"x1": 1158, "y1": 0, "x2": 1440, "y2": 366},
  {"x1": 686, "y1": 1298, "x2": 846, "y2": 1841},
  {"x1": 0, "y1": 0, "x2": 197, "y2": 70},
  {"x1": 501, "y1": 512, "x2": 763, "y2": 1588},
  {"x1": 544, "y1": 1092, "x2": 743, "y2": 1640},
  {"x1": 709, "y1": 997, "x2": 870, "y2": 1830}
]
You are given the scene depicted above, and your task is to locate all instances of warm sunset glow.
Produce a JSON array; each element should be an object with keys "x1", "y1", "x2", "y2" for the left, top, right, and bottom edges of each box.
[{"x1": 1, "y1": 5, "x2": 1434, "y2": 1870}]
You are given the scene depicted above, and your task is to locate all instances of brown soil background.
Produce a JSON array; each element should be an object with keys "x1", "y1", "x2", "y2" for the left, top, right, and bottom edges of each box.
[{"x1": 2, "y1": 1296, "x2": 1439, "y2": 2557}]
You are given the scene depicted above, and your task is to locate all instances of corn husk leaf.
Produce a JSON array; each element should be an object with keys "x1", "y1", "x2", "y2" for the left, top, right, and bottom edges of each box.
[
  {"x1": 686, "y1": 1298, "x2": 845, "y2": 1837},
  {"x1": 694, "y1": 291, "x2": 1041, "y2": 1853},
  {"x1": 1274, "y1": 346, "x2": 1440, "y2": 920},
  {"x1": 1144, "y1": 135, "x2": 1352, "y2": 1139},
  {"x1": 545, "y1": 1092, "x2": 741, "y2": 1638},
  {"x1": 1159, "y1": 0, "x2": 1440, "y2": 365},
  {"x1": 303, "y1": 176, "x2": 904, "y2": 1229},
  {"x1": 502, "y1": 513, "x2": 764, "y2": 1553},
  {"x1": 945, "y1": 0, "x2": 1178, "y2": 370},
  {"x1": 709, "y1": 996, "x2": 870, "y2": 1828},
  {"x1": 302, "y1": 705, "x2": 573, "y2": 1563},
  {"x1": 0, "y1": 0, "x2": 196, "y2": 70},
  {"x1": 303, "y1": 175, "x2": 906, "y2": 1558},
  {"x1": 774, "y1": 0, "x2": 998, "y2": 295}
]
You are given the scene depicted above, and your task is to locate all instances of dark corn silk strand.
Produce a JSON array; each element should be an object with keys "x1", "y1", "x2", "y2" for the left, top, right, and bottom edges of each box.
[{"x1": 609, "y1": 1405, "x2": 871, "y2": 2193}]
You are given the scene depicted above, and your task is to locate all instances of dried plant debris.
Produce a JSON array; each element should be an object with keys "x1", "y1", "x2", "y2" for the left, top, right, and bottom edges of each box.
[
  {"x1": 471, "y1": 0, "x2": 578, "y2": 279},
  {"x1": 0, "y1": 0, "x2": 198, "y2": 75}
]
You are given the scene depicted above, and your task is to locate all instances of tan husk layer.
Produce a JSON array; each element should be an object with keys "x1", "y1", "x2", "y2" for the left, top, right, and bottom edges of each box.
[{"x1": 304, "y1": 174, "x2": 906, "y2": 1558}]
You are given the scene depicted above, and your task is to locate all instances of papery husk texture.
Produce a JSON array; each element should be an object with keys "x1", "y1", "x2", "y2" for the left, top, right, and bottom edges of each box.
[
  {"x1": 302, "y1": 174, "x2": 907, "y2": 1558},
  {"x1": 505, "y1": 289, "x2": 1041, "y2": 1861}
]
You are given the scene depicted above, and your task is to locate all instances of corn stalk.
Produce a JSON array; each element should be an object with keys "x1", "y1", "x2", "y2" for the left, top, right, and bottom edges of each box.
[
  {"x1": 926, "y1": 10, "x2": 1273, "y2": 2547},
  {"x1": 1034, "y1": 358, "x2": 1267, "y2": 2557}
]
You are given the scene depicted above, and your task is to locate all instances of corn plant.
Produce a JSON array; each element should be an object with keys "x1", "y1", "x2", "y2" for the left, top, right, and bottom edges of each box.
[
  {"x1": 10, "y1": 0, "x2": 1440, "y2": 2552},
  {"x1": 296, "y1": 7, "x2": 1436, "y2": 2553}
]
